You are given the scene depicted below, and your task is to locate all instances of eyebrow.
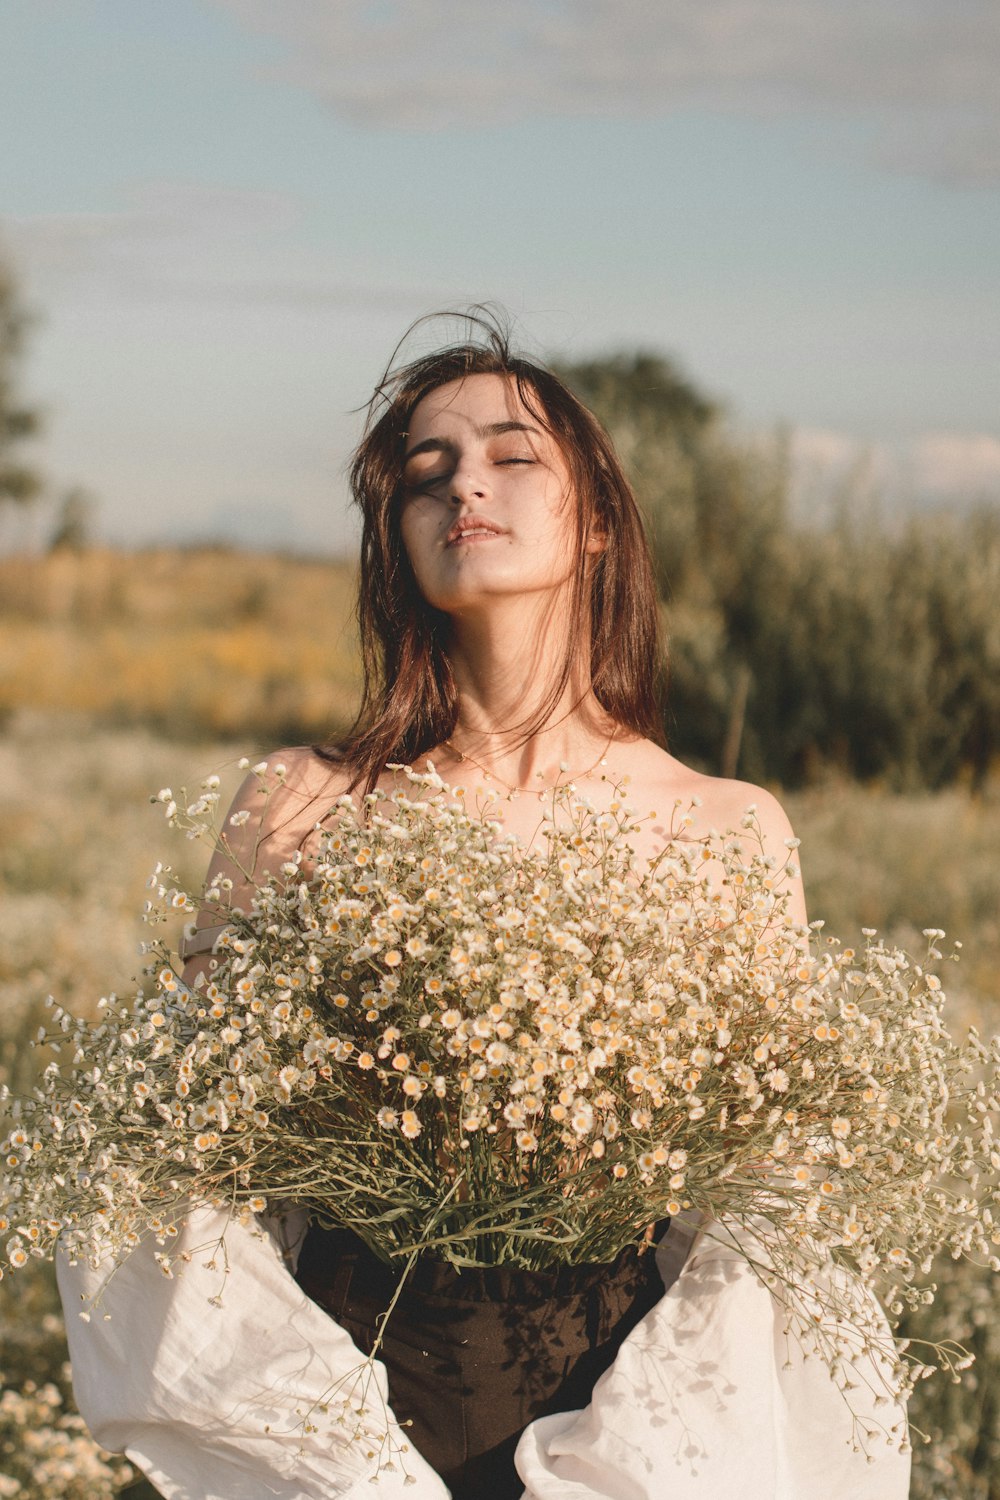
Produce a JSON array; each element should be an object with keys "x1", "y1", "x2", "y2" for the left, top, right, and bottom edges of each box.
[{"x1": 403, "y1": 421, "x2": 541, "y2": 464}]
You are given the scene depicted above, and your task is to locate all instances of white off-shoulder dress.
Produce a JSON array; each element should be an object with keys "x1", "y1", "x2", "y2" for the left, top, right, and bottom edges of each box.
[{"x1": 57, "y1": 1203, "x2": 911, "y2": 1500}]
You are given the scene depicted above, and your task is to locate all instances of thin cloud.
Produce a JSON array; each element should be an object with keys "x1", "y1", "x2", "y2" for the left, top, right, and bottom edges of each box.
[
  {"x1": 913, "y1": 431, "x2": 1000, "y2": 497},
  {"x1": 216, "y1": 0, "x2": 1000, "y2": 184},
  {"x1": 2, "y1": 183, "x2": 440, "y2": 313},
  {"x1": 789, "y1": 426, "x2": 1000, "y2": 518},
  {"x1": 4, "y1": 183, "x2": 299, "y2": 282}
]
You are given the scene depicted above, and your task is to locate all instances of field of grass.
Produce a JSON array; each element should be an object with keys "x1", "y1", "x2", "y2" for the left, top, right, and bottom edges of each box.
[
  {"x1": 1, "y1": 545, "x2": 999, "y2": 1496},
  {"x1": 0, "y1": 547, "x2": 361, "y2": 743}
]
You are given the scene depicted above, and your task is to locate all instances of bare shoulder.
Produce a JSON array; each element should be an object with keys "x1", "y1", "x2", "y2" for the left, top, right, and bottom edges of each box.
[
  {"x1": 692, "y1": 772, "x2": 796, "y2": 850},
  {"x1": 682, "y1": 768, "x2": 806, "y2": 925},
  {"x1": 625, "y1": 740, "x2": 807, "y2": 925},
  {"x1": 627, "y1": 741, "x2": 793, "y2": 839},
  {"x1": 182, "y1": 747, "x2": 351, "y2": 977},
  {"x1": 263, "y1": 744, "x2": 355, "y2": 804},
  {"x1": 218, "y1": 745, "x2": 355, "y2": 876}
]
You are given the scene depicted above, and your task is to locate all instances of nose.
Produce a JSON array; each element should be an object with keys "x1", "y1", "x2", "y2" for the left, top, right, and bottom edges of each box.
[{"x1": 449, "y1": 467, "x2": 487, "y2": 504}]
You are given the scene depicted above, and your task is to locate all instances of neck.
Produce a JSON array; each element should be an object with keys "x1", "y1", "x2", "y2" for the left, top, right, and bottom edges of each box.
[{"x1": 440, "y1": 597, "x2": 621, "y2": 786}]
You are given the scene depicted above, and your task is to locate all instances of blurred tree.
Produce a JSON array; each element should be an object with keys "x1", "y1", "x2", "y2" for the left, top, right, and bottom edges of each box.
[
  {"x1": 48, "y1": 485, "x2": 95, "y2": 553},
  {"x1": 555, "y1": 351, "x2": 790, "y2": 779},
  {"x1": 0, "y1": 254, "x2": 43, "y2": 514},
  {"x1": 555, "y1": 351, "x2": 1000, "y2": 789},
  {"x1": 552, "y1": 351, "x2": 717, "y2": 601}
]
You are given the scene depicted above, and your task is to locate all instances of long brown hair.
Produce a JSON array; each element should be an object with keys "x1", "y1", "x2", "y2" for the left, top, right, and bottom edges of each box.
[{"x1": 318, "y1": 308, "x2": 667, "y2": 795}]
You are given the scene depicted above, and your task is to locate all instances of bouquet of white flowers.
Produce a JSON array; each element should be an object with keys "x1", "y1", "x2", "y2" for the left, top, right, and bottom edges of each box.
[{"x1": 2, "y1": 761, "x2": 998, "y2": 1429}]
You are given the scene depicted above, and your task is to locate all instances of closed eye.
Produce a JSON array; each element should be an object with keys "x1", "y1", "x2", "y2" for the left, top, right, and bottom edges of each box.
[
  {"x1": 404, "y1": 456, "x2": 534, "y2": 492},
  {"x1": 406, "y1": 471, "x2": 451, "y2": 494}
]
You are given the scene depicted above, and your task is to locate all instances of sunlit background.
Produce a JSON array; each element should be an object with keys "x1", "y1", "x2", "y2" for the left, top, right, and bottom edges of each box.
[{"x1": 1, "y1": 7, "x2": 1000, "y2": 1497}]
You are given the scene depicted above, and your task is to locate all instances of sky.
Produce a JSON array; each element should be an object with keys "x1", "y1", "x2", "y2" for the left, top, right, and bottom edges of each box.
[{"x1": 1, "y1": 0, "x2": 999, "y2": 557}]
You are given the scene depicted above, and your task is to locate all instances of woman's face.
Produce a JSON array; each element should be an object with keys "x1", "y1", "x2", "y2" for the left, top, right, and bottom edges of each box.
[{"x1": 399, "y1": 373, "x2": 602, "y2": 616}]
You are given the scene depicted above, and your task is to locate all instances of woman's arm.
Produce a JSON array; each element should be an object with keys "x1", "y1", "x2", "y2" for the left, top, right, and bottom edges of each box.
[{"x1": 58, "y1": 1205, "x2": 451, "y2": 1499}]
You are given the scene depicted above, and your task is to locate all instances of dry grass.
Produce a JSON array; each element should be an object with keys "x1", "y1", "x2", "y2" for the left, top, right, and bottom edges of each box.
[
  {"x1": 786, "y1": 779, "x2": 1000, "y2": 1019},
  {"x1": 0, "y1": 547, "x2": 362, "y2": 742},
  {"x1": 0, "y1": 718, "x2": 245, "y2": 1095}
]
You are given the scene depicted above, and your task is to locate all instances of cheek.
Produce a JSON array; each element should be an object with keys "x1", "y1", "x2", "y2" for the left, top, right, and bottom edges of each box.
[
  {"x1": 398, "y1": 503, "x2": 426, "y2": 565},
  {"x1": 535, "y1": 478, "x2": 580, "y2": 554},
  {"x1": 398, "y1": 504, "x2": 441, "y2": 596}
]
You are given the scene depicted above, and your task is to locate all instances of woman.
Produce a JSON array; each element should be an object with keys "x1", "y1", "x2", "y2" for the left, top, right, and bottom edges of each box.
[
  {"x1": 178, "y1": 313, "x2": 808, "y2": 1497},
  {"x1": 61, "y1": 312, "x2": 907, "y2": 1500}
]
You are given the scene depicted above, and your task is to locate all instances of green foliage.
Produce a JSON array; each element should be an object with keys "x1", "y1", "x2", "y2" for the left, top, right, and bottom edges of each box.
[
  {"x1": 750, "y1": 507, "x2": 1000, "y2": 789},
  {"x1": 557, "y1": 352, "x2": 1000, "y2": 790},
  {"x1": 0, "y1": 256, "x2": 42, "y2": 512}
]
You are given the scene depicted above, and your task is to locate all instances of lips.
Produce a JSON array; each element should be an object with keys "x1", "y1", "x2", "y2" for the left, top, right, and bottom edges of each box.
[{"x1": 446, "y1": 514, "x2": 506, "y2": 545}]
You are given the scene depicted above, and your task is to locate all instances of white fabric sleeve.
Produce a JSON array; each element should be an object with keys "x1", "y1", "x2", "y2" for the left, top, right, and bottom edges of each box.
[
  {"x1": 57, "y1": 1205, "x2": 910, "y2": 1500},
  {"x1": 514, "y1": 1214, "x2": 911, "y2": 1500},
  {"x1": 56, "y1": 1205, "x2": 451, "y2": 1500}
]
